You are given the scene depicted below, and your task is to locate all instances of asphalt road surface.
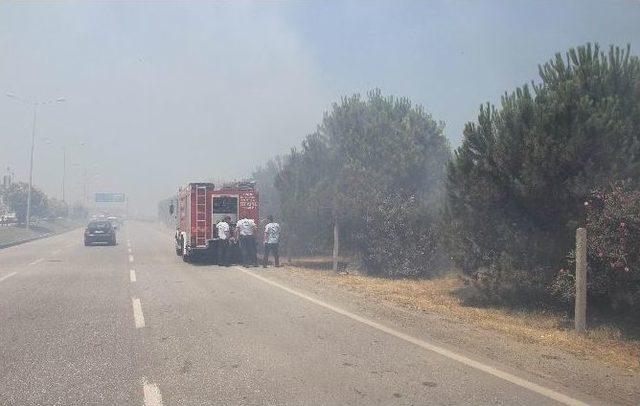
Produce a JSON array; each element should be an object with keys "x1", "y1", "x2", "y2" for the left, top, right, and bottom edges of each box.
[{"x1": 0, "y1": 221, "x2": 607, "y2": 405}]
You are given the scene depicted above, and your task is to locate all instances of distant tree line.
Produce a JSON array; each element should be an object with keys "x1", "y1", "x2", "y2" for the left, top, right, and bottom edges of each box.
[
  {"x1": 250, "y1": 43, "x2": 640, "y2": 314},
  {"x1": 0, "y1": 181, "x2": 88, "y2": 223}
]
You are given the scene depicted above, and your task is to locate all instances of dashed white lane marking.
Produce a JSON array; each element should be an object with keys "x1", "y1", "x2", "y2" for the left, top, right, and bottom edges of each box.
[
  {"x1": 51, "y1": 249, "x2": 61, "y2": 255},
  {"x1": 128, "y1": 248, "x2": 132, "y2": 254},
  {"x1": 0, "y1": 272, "x2": 17, "y2": 283},
  {"x1": 132, "y1": 298, "x2": 145, "y2": 328},
  {"x1": 235, "y1": 266, "x2": 590, "y2": 406},
  {"x1": 142, "y1": 377, "x2": 163, "y2": 406},
  {"x1": 130, "y1": 269, "x2": 137, "y2": 282},
  {"x1": 129, "y1": 254, "x2": 134, "y2": 263},
  {"x1": 28, "y1": 258, "x2": 44, "y2": 266}
]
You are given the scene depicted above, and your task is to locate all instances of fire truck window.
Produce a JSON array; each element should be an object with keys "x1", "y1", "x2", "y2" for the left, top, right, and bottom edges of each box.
[{"x1": 213, "y1": 197, "x2": 238, "y2": 214}]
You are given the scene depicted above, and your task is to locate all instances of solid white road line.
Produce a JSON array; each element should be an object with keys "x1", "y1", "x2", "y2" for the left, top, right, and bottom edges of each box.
[
  {"x1": 129, "y1": 254, "x2": 134, "y2": 263},
  {"x1": 130, "y1": 269, "x2": 137, "y2": 282},
  {"x1": 27, "y1": 258, "x2": 44, "y2": 266},
  {"x1": 235, "y1": 266, "x2": 590, "y2": 406},
  {"x1": 132, "y1": 297, "x2": 145, "y2": 328},
  {"x1": 0, "y1": 272, "x2": 17, "y2": 283},
  {"x1": 142, "y1": 377, "x2": 164, "y2": 406}
]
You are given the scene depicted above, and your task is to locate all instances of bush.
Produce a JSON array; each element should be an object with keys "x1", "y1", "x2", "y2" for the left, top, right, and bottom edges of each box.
[
  {"x1": 458, "y1": 253, "x2": 555, "y2": 308},
  {"x1": 551, "y1": 184, "x2": 640, "y2": 314},
  {"x1": 356, "y1": 195, "x2": 441, "y2": 278}
]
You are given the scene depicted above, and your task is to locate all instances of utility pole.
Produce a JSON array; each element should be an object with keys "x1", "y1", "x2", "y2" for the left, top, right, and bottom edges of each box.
[
  {"x1": 575, "y1": 227, "x2": 587, "y2": 333},
  {"x1": 62, "y1": 146, "x2": 66, "y2": 204},
  {"x1": 26, "y1": 106, "x2": 37, "y2": 229},
  {"x1": 6, "y1": 93, "x2": 66, "y2": 229},
  {"x1": 83, "y1": 168, "x2": 87, "y2": 205},
  {"x1": 332, "y1": 217, "x2": 340, "y2": 272}
]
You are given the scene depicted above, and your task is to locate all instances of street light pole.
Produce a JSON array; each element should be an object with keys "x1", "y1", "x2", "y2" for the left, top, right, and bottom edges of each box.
[
  {"x1": 62, "y1": 145, "x2": 66, "y2": 204},
  {"x1": 6, "y1": 93, "x2": 66, "y2": 229},
  {"x1": 26, "y1": 106, "x2": 37, "y2": 229}
]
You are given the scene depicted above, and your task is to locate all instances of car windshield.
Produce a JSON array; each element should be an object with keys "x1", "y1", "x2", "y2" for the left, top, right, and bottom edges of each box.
[{"x1": 88, "y1": 221, "x2": 111, "y2": 230}]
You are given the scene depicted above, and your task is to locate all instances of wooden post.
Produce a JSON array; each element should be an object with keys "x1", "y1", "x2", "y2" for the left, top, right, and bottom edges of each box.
[
  {"x1": 332, "y1": 219, "x2": 339, "y2": 272},
  {"x1": 575, "y1": 227, "x2": 587, "y2": 333}
]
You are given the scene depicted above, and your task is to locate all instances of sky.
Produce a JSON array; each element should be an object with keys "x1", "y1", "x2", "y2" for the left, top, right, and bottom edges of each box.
[{"x1": 1, "y1": 0, "x2": 639, "y2": 215}]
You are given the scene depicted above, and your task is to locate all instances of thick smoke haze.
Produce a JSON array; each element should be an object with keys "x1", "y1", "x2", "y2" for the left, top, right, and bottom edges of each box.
[{"x1": 1, "y1": 1, "x2": 639, "y2": 215}]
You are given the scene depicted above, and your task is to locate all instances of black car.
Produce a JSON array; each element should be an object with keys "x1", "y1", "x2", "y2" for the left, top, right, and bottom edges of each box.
[{"x1": 84, "y1": 220, "x2": 117, "y2": 246}]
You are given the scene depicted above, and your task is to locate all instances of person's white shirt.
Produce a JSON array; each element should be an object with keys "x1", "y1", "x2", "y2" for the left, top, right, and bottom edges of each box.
[
  {"x1": 216, "y1": 221, "x2": 230, "y2": 240},
  {"x1": 264, "y1": 222, "x2": 280, "y2": 244},
  {"x1": 236, "y1": 218, "x2": 256, "y2": 236}
]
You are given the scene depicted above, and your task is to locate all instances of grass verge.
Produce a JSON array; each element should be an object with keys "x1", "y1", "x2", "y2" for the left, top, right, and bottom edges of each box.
[{"x1": 0, "y1": 218, "x2": 82, "y2": 247}]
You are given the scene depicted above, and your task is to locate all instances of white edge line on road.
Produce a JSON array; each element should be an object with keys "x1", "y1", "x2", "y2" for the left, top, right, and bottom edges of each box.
[
  {"x1": 130, "y1": 269, "x2": 137, "y2": 282},
  {"x1": 0, "y1": 272, "x2": 18, "y2": 283},
  {"x1": 28, "y1": 258, "x2": 44, "y2": 266},
  {"x1": 235, "y1": 266, "x2": 590, "y2": 406},
  {"x1": 142, "y1": 377, "x2": 163, "y2": 406},
  {"x1": 129, "y1": 254, "x2": 134, "y2": 263},
  {"x1": 132, "y1": 297, "x2": 145, "y2": 328}
]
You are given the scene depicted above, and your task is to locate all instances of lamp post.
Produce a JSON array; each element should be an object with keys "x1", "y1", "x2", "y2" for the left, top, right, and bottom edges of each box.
[
  {"x1": 6, "y1": 93, "x2": 66, "y2": 228},
  {"x1": 42, "y1": 139, "x2": 85, "y2": 206}
]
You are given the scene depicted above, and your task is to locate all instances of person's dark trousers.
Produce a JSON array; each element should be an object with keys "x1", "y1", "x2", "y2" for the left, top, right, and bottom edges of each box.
[
  {"x1": 248, "y1": 235, "x2": 258, "y2": 265},
  {"x1": 263, "y1": 243, "x2": 279, "y2": 267},
  {"x1": 239, "y1": 235, "x2": 249, "y2": 265},
  {"x1": 240, "y1": 235, "x2": 258, "y2": 266},
  {"x1": 217, "y1": 239, "x2": 229, "y2": 266}
]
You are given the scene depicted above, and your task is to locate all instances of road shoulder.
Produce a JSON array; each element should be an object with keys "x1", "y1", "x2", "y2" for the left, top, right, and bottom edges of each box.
[{"x1": 253, "y1": 265, "x2": 639, "y2": 406}]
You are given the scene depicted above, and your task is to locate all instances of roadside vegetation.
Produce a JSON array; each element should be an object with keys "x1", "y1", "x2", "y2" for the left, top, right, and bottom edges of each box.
[
  {"x1": 0, "y1": 181, "x2": 88, "y2": 246},
  {"x1": 250, "y1": 43, "x2": 640, "y2": 335}
]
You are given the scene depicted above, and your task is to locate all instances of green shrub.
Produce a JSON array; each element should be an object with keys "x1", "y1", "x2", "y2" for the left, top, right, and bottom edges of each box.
[
  {"x1": 551, "y1": 184, "x2": 640, "y2": 315},
  {"x1": 356, "y1": 195, "x2": 442, "y2": 278}
]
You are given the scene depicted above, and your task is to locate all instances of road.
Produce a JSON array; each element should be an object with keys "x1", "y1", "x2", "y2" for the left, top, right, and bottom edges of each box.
[{"x1": 0, "y1": 221, "x2": 605, "y2": 405}]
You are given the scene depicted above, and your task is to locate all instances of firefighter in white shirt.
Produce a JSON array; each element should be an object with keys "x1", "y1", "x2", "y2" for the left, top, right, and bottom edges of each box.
[
  {"x1": 216, "y1": 216, "x2": 231, "y2": 266},
  {"x1": 236, "y1": 217, "x2": 258, "y2": 267},
  {"x1": 262, "y1": 215, "x2": 281, "y2": 268}
]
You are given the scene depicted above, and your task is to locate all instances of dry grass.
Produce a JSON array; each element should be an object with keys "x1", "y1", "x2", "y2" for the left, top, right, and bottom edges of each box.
[{"x1": 283, "y1": 257, "x2": 640, "y2": 371}]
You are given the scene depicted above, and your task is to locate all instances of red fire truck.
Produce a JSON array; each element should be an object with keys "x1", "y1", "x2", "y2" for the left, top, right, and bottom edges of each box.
[{"x1": 173, "y1": 182, "x2": 259, "y2": 262}]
